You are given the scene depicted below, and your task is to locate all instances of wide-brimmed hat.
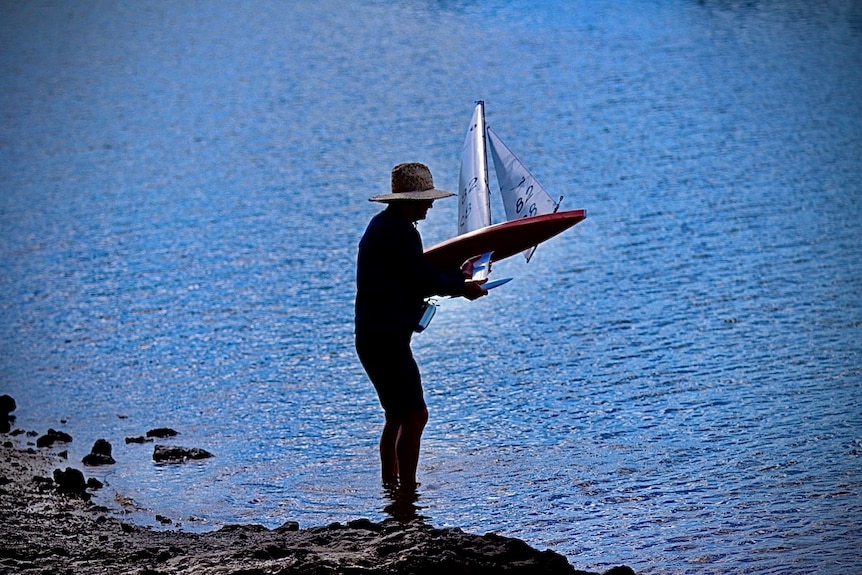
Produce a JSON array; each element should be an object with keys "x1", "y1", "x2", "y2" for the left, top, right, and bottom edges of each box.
[{"x1": 369, "y1": 162, "x2": 455, "y2": 203}]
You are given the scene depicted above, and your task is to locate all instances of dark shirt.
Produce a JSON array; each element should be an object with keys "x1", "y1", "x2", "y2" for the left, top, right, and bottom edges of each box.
[{"x1": 355, "y1": 207, "x2": 466, "y2": 335}]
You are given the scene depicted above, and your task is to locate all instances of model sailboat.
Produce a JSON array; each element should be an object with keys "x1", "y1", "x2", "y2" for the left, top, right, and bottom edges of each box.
[
  {"x1": 417, "y1": 102, "x2": 585, "y2": 332},
  {"x1": 425, "y1": 101, "x2": 586, "y2": 271}
]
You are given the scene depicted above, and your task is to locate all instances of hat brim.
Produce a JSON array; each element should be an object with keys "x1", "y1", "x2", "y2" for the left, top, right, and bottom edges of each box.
[{"x1": 369, "y1": 189, "x2": 455, "y2": 203}]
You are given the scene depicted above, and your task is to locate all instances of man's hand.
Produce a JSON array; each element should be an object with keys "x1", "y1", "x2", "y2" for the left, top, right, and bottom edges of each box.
[
  {"x1": 461, "y1": 258, "x2": 476, "y2": 278},
  {"x1": 461, "y1": 255, "x2": 492, "y2": 279},
  {"x1": 463, "y1": 279, "x2": 488, "y2": 301}
]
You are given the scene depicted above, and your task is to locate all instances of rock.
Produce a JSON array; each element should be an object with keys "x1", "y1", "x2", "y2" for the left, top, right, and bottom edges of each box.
[
  {"x1": 120, "y1": 522, "x2": 138, "y2": 533},
  {"x1": 92, "y1": 439, "x2": 112, "y2": 456},
  {"x1": 82, "y1": 453, "x2": 116, "y2": 466},
  {"x1": 87, "y1": 477, "x2": 104, "y2": 490},
  {"x1": 347, "y1": 518, "x2": 383, "y2": 532},
  {"x1": 36, "y1": 429, "x2": 73, "y2": 448},
  {"x1": 53, "y1": 467, "x2": 89, "y2": 500},
  {"x1": 0, "y1": 395, "x2": 16, "y2": 432},
  {"x1": 153, "y1": 445, "x2": 213, "y2": 463},
  {"x1": 146, "y1": 427, "x2": 179, "y2": 438},
  {"x1": 32, "y1": 475, "x2": 54, "y2": 491},
  {"x1": 82, "y1": 439, "x2": 116, "y2": 466},
  {"x1": 277, "y1": 521, "x2": 300, "y2": 532},
  {"x1": 0, "y1": 394, "x2": 15, "y2": 415},
  {"x1": 125, "y1": 435, "x2": 152, "y2": 444}
]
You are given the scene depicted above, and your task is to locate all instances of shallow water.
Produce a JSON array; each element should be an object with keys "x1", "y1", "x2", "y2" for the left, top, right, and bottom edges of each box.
[{"x1": 1, "y1": 1, "x2": 861, "y2": 573}]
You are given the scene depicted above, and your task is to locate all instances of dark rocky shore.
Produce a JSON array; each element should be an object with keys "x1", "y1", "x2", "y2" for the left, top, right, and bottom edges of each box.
[{"x1": 0, "y1": 397, "x2": 636, "y2": 575}]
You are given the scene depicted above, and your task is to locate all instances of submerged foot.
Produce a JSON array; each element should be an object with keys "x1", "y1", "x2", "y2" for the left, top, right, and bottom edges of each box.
[{"x1": 382, "y1": 483, "x2": 424, "y2": 523}]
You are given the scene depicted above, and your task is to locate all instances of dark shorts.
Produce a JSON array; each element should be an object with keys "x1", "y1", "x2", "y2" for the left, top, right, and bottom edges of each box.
[{"x1": 355, "y1": 330, "x2": 425, "y2": 421}]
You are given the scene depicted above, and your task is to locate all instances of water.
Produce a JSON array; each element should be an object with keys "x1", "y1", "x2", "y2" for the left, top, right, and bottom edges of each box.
[{"x1": 1, "y1": 1, "x2": 860, "y2": 573}]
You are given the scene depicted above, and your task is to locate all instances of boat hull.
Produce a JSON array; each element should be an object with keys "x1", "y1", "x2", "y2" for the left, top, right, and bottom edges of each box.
[{"x1": 424, "y1": 209, "x2": 586, "y2": 270}]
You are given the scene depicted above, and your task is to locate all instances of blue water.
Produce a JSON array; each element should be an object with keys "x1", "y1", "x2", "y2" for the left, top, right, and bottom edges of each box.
[{"x1": 2, "y1": 2, "x2": 861, "y2": 573}]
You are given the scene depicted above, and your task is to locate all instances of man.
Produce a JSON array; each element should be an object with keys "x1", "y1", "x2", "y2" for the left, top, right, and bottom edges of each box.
[{"x1": 355, "y1": 162, "x2": 487, "y2": 490}]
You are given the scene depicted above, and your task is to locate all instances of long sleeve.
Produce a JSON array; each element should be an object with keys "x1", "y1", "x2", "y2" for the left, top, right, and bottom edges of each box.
[{"x1": 355, "y1": 209, "x2": 465, "y2": 334}]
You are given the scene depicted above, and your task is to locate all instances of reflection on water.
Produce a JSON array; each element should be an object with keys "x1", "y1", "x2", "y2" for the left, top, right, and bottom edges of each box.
[
  {"x1": 1, "y1": 1, "x2": 860, "y2": 574},
  {"x1": 383, "y1": 485, "x2": 426, "y2": 524}
]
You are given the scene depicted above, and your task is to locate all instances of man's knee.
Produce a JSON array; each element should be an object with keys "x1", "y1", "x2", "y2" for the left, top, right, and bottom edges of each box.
[{"x1": 405, "y1": 407, "x2": 428, "y2": 431}]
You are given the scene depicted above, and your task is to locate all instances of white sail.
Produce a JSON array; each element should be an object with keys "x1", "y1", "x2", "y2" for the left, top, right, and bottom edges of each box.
[
  {"x1": 487, "y1": 125, "x2": 560, "y2": 261},
  {"x1": 458, "y1": 101, "x2": 492, "y2": 235}
]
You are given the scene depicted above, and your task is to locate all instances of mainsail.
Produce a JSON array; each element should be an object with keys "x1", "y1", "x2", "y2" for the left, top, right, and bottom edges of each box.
[
  {"x1": 458, "y1": 101, "x2": 492, "y2": 235},
  {"x1": 486, "y1": 126, "x2": 562, "y2": 261}
]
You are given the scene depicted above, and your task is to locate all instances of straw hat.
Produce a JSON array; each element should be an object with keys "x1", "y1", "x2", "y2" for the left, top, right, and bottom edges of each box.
[{"x1": 369, "y1": 162, "x2": 455, "y2": 203}]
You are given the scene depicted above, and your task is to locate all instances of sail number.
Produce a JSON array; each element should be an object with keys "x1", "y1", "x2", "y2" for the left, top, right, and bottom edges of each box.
[{"x1": 513, "y1": 180, "x2": 537, "y2": 218}]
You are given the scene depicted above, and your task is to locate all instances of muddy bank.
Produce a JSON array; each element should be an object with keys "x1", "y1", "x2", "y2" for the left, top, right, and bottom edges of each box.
[{"x1": 0, "y1": 413, "x2": 636, "y2": 574}]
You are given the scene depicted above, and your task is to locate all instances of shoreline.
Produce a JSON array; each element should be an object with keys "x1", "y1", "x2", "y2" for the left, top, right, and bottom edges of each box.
[{"x1": 0, "y1": 406, "x2": 636, "y2": 574}]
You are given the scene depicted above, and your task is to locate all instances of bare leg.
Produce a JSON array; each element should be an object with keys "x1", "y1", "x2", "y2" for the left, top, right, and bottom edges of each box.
[
  {"x1": 380, "y1": 419, "x2": 400, "y2": 486},
  {"x1": 395, "y1": 407, "x2": 428, "y2": 489}
]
